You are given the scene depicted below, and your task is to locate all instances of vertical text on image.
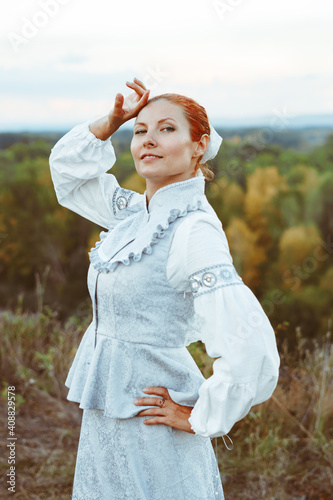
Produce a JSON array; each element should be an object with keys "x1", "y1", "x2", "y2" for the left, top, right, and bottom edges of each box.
[{"x1": 7, "y1": 386, "x2": 16, "y2": 494}]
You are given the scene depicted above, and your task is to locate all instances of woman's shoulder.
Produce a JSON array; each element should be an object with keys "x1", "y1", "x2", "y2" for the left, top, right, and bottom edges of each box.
[
  {"x1": 169, "y1": 209, "x2": 233, "y2": 276},
  {"x1": 173, "y1": 210, "x2": 225, "y2": 241}
]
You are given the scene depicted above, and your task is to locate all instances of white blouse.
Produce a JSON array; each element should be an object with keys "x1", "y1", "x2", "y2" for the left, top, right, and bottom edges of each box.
[{"x1": 50, "y1": 122, "x2": 280, "y2": 439}]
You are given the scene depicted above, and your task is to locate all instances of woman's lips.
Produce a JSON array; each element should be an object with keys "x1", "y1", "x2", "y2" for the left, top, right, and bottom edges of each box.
[{"x1": 141, "y1": 155, "x2": 162, "y2": 161}]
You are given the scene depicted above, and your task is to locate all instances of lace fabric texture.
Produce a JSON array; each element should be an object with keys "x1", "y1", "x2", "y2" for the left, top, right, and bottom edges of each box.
[
  {"x1": 66, "y1": 204, "x2": 228, "y2": 497},
  {"x1": 65, "y1": 213, "x2": 211, "y2": 418},
  {"x1": 72, "y1": 409, "x2": 224, "y2": 500}
]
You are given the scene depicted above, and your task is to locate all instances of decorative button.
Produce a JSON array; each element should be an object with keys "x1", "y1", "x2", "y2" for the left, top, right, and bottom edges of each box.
[
  {"x1": 116, "y1": 196, "x2": 128, "y2": 210},
  {"x1": 202, "y1": 272, "x2": 217, "y2": 287},
  {"x1": 219, "y1": 268, "x2": 233, "y2": 281},
  {"x1": 190, "y1": 278, "x2": 201, "y2": 293}
]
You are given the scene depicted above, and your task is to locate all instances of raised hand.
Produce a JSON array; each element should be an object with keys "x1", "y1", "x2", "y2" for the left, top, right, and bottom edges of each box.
[
  {"x1": 89, "y1": 78, "x2": 150, "y2": 141},
  {"x1": 111, "y1": 78, "x2": 150, "y2": 126}
]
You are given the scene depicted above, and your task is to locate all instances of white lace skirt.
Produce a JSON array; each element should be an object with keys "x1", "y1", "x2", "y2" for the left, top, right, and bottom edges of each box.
[{"x1": 72, "y1": 409, "x2": 224, "y2": 499}]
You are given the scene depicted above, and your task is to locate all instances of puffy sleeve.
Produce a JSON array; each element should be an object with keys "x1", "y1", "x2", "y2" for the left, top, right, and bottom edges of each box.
[
  {"x1": 49, "y1": 121, "x2": 144, "y2": 229},
  {"x1": 167, "y1": 212, "x2": 280, "y2": 439}
]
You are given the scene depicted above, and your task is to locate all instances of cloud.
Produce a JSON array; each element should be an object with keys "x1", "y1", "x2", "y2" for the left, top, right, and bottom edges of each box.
[{"x1": 0, "y1": 0, "x2": 332, "y2": 129}]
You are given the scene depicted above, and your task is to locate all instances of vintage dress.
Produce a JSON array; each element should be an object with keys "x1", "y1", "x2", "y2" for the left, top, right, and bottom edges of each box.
[{"x1": 49, "y1": 122, "x2": 280, "y2": 499}]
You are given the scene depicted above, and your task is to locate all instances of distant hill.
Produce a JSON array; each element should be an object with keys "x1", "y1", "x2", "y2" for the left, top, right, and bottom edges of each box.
[
  {"x1": 1, "y1": 125, "x2": 332, "y2": 153},
  {"x1": 211, "y1": 113, "x2": 333, "y2": 130},
  {"x1": 0, "y1": 132, "x2": 63, "y2": 150},
  {"x1": 214, "y1": 126, "x2": 333, "y2": 151}
]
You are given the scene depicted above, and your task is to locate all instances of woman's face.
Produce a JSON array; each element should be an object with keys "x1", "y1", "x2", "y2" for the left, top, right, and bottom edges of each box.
[{"x1": 131, "y1": 99, "x2": 201, "y2": 184}]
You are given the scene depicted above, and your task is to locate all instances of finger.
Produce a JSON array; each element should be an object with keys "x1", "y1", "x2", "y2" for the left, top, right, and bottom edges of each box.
[
  {"x1": 126, "y1": 90, "x2": 150, "y2": 117},
  {"x1": 133, "y1": 77, "x2": 147, "y2": 90},
  {"x1": 135, "y1": 89, "x2": 150, "y2": 107},
  {"x1": 113, "y1": 93, "x2": 124, "y2": 112},
  {"x1": 134, "y1": 396, "x2": 165, "y2": 407},
  {"x1": 143, "y1": 387, "x2": 169, "y2": 398},
  {"x1": 135, "y1": 408, "x2": 164, "y2": 417},
  {"x1": 143, "y1": 417, "x2": 166, "y2": 425},
  {"x1": 123, "y1": 89, "x2": 150, "y2": 120},
  {"x1": 126, "y1": 80, "x2": 146, "y2": 96},
  {"x1": 140, "y1": 89, "x2": 150, "y2": 102}
]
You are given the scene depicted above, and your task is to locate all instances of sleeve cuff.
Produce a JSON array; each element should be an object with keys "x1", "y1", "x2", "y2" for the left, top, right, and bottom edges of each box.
[
  {"x1": 71, "y1": 120, "x2": 112, "y2": 145},
  {"x1": 188, "y1": 412, "x2": 202, "y2": 436}
]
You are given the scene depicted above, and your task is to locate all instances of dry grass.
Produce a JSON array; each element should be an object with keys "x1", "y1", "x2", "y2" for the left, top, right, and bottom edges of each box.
[
  {"x1": 0, "y1": 307, "x2": 87, "y2": 498},
  {"x1": 212, "y1": 326, "x2": 333, "y2": 500},
  {"x1": 1, "y1": 308, "x2": 332, "y2": 499}
]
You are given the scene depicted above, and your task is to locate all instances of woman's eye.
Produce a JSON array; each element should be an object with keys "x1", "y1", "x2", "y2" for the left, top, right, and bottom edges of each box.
[{"x1": 134, "y1": 126, "x2": 174, "y2": 135}]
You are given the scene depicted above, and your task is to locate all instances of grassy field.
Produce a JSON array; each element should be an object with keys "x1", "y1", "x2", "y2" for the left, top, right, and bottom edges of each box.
[{"x1": 1, "y1": 307, "x2": 332, "y2": 499}]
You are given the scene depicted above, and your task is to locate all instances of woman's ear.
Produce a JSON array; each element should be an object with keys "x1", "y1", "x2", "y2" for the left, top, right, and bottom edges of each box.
[{"x1": 194, "y1": 134, "x2": 210, "y2": 158}]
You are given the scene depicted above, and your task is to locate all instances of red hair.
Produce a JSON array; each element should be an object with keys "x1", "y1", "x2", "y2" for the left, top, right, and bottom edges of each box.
[{"x1": 146, "y1": 93, "x2": 215, "y2": 181}]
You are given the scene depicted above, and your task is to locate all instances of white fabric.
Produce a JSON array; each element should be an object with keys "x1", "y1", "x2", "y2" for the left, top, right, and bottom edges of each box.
[
  {"x1": 50, "y1": 121, "x2": 143, "y2": 230},
  {"x1": 167, "y1": 213, "x2": 280, "y2": 437},
  {"x1": 50, "y1": 121, "x2": 280, "y2": 439},
  {"x1": 200, "y1": 122, "x2": 223, "y2": 164}
]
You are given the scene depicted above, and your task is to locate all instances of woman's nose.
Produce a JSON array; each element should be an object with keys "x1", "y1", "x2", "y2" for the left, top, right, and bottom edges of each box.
[{"x1": 143, "y1": 133, "x2": 156, "y2": 147}]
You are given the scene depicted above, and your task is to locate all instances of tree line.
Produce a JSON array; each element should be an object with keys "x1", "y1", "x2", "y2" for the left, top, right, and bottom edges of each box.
[{"x1": 0, "y1": 131, "x2": 332, "y2": 342}]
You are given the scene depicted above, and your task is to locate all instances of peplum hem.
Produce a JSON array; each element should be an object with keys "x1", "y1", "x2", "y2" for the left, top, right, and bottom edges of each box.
[{"x1": 65, "y1": 324, "x2": 206, "y2": 419}]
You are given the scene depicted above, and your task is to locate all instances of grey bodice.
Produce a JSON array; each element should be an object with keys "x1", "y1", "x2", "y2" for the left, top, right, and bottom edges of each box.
[
  {"x1": 91, "y1": 217, "x2": 195, "y2": 348},
  {"x1": 65, "y1": 176, "x2": 217, "y2": 418}
]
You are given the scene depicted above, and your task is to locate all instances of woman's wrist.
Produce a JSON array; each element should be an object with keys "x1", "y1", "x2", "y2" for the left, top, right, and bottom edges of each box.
[{"x1": 89, "y1": 114, "x2": 120, "y2": 141}]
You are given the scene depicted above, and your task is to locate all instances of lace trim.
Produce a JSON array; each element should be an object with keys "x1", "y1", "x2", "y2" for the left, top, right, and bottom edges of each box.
[
  {"x1": 112, "y1": 187, "x2": 135, "y2": 216},
  {"x1": 89, "y1": 198, "x2": 204, "y2": 273},
  {"x1": 189, "y1": 263, "x2": 243, "y2": 297}
]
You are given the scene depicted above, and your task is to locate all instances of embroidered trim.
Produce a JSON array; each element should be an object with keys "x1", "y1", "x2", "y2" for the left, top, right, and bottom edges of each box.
[
  {"x1": 189, "y1": 263, "x2": 243, "y2": 297},
  {"x1": 112, "y1": 187, "x2": 135, "y2": 216}
]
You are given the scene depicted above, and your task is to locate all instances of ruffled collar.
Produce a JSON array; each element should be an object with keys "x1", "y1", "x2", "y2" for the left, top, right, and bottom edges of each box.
[{"x1": 89, "y1": 174, "x2": 213, "y2": 273}]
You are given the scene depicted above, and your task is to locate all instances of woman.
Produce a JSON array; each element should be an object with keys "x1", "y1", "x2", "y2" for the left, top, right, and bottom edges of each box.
[{"x1": 49, "y1": 78, "x2": 280, "y2": 499}]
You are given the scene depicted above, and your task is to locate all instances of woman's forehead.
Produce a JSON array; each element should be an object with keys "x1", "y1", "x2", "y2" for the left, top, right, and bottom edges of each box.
[{"x1": 135, "y1": 99, "x2": 186, "y2": 125}]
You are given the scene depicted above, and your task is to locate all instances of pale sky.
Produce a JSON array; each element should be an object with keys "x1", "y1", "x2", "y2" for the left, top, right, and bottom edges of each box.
[{"x1": 1, "y1": 0, "x2": 332, "y2": 130}]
